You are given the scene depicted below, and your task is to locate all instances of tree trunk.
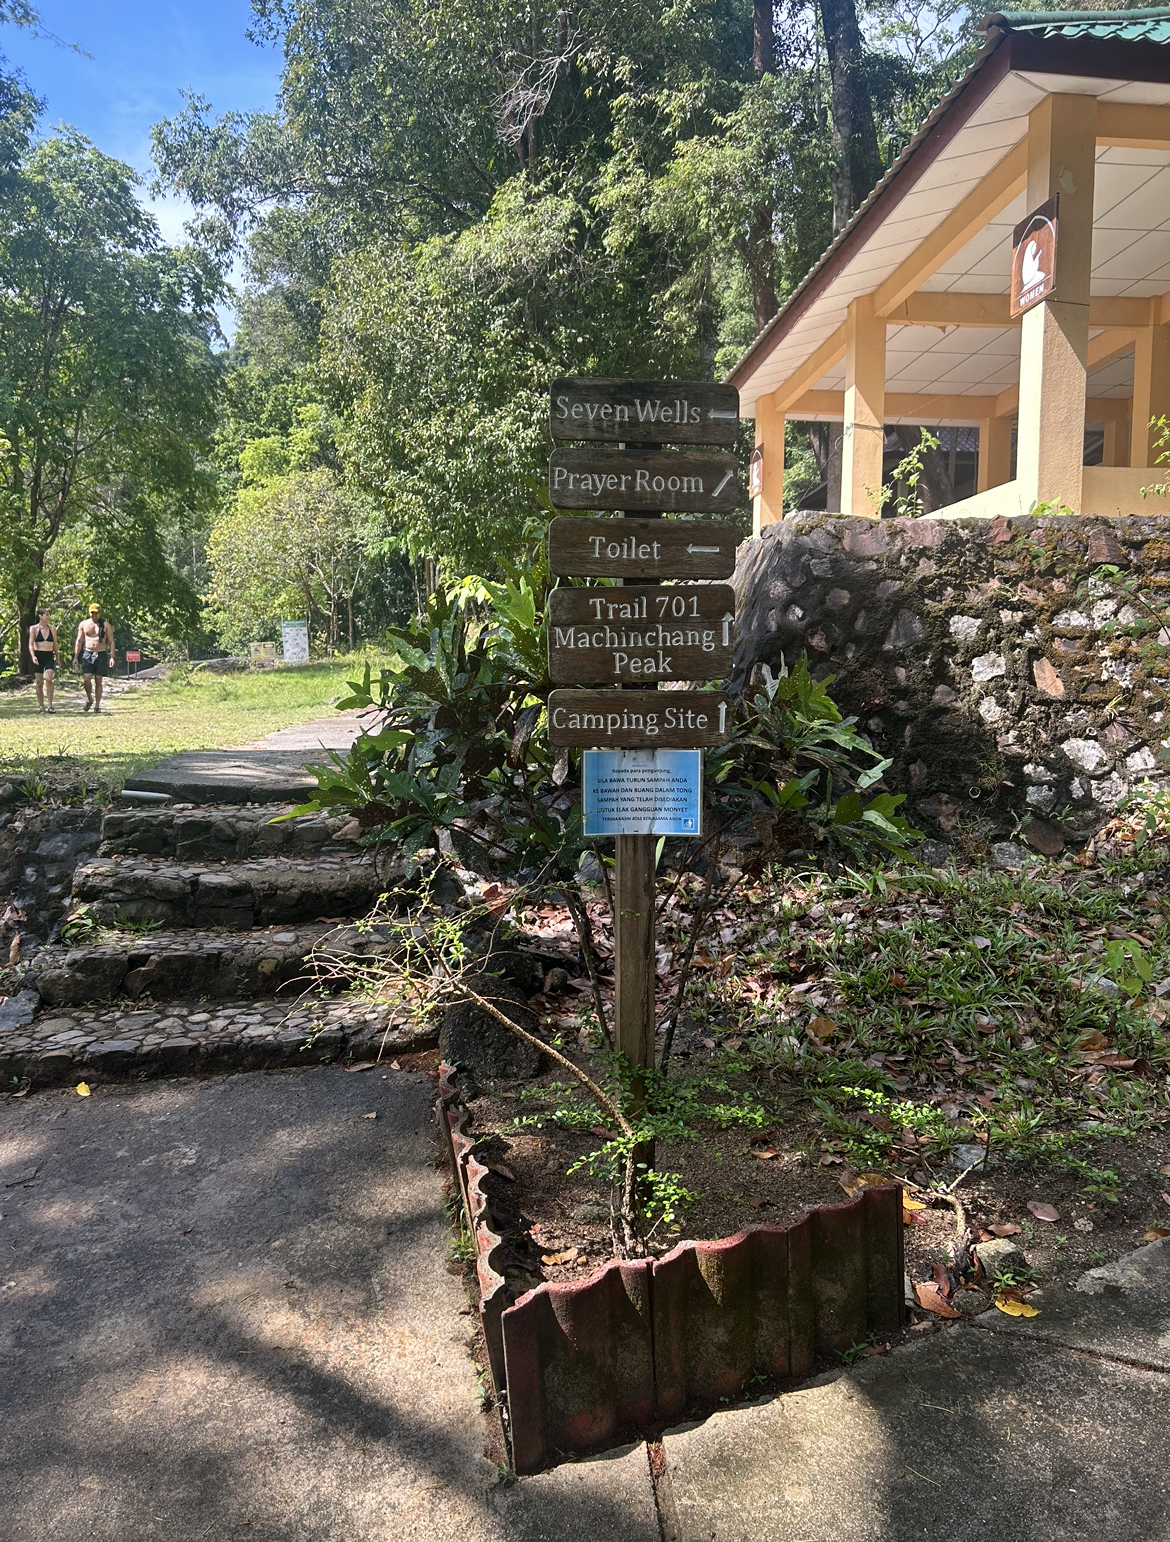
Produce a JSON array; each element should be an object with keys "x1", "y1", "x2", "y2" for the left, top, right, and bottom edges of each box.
[
  {"x1": 818, "y1": 0, "x2": 883, "y2": 236},
  {"x1": 15, "y1": 581, "x2": 41, "y2": 675},
  {"x1": 347, "y1": 593, "x2": 355, "y2": 651},
  {"x1": 748, "y1": 0, "x2": 778, "y2": 333},
  {"x1": 753, "y1": 0, "x2": 773, "y2": 76}
]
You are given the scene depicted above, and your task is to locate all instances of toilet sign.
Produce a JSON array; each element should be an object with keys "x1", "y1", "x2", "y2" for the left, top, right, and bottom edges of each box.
[{"x1": 1011, "y1": 196, "x2": 1058, "y2": 317}]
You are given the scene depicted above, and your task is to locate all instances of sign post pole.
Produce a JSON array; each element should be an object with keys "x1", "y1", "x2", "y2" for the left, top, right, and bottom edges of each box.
[{"x1": 614, "y1": 496, "x2": 659, "y2": 1112}]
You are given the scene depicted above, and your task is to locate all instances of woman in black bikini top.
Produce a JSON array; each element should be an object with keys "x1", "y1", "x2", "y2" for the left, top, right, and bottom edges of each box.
[{"x1": 28, "y1": 607, "x2": 59, "y2": 713}]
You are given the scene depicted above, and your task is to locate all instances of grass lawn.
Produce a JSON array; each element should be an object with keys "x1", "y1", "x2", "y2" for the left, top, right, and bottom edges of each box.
[{"x1": 0, "y1": 659, "x2": 366, "y2": 791}]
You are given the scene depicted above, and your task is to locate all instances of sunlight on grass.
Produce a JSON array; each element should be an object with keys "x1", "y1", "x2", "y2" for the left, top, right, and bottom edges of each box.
[{"x1": 0, "y1": 658, "x2": 370, "y2": 783}]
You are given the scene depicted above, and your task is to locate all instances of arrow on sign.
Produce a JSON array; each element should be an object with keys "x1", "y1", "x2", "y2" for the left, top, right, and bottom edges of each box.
[
  {"x1": 707, "y1": 408, "x2": 738, "y2": 420},
  {"x1": 687, "y1": 543, "x2": 721, "y2": 554},
  {"x1": 712, "y1": 469, "x2": 735, "y2": 498}
]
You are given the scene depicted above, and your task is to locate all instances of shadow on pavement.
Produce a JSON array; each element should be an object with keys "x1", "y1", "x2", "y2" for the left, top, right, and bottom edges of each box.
[{"x1": 0, "y1": 1067, "x2": 660, "y2": 1541}]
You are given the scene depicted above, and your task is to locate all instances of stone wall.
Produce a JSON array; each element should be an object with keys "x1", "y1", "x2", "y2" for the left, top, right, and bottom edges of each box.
[{"x1": 732, "y1": 513, "x2": 1170, "y2": 849}]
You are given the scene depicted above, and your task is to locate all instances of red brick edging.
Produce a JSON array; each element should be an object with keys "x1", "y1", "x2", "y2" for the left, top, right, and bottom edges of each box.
[{"x1": 437, "y1": 1065, "x2": 904, "y2": 1473}]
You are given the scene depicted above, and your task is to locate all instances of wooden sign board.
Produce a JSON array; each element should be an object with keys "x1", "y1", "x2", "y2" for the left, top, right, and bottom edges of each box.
[
  {"x1": 1011, "y1": 195, "x2": 1058, "y2": 317},
  {"x1": 547, "y1": 585, "x2": 734, "y2": 684},
  {"x1": 548, "y1": 516, "x2": 738, "y2": 579},
  {"x1": 549, "y1": 448, "x2": 738, "y2": 514},
  {"x1": 548, "y1": 688, "x2": 732, "y2": 748},
  {"x1": 550, "y1": 378, "x2": 739, "y2": 446}
]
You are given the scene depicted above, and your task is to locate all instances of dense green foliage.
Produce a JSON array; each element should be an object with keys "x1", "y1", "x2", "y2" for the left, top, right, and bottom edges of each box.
[
  {"x1": 0, "y1": 0, "x2": 1026, "y2": 665},
  {"x1": 287, "y1": 557, "x2": 918, "y2": 878},
  {"x1": 154, "y1": 0, "x2": 989, "y2": 582}
]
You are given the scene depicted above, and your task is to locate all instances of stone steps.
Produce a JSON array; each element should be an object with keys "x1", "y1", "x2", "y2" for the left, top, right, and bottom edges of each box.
[
  {"x1": 25, "y1": 920, "x2": 408, "y2": 1006},
  {"x1": 99, "y1": 803, "x2": 356, "y2": 861},
  {"x1": 71, "y1": 853, "x2": 383, "y2": 930},
  {"x1": 0, "y1": 988, "x2": 437, "y2": 1084}
]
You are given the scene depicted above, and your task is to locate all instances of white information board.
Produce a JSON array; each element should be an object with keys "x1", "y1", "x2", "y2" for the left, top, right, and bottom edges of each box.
[
  {"x1": 280, "y1": 620, "x2": 310, "y2": 664},
  {"x1": 582, "y1": 749, "x2": 702, "y2": 836}
]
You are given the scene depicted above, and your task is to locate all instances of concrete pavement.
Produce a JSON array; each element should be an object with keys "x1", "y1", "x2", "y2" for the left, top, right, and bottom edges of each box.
[
  {"x1": 0, "y1": 1066, "x2": 659, "y2": 1541},
  {"x1": 5, "y1": 1063, "x2": 1169, "y2": 1540},
  {"x1": 123, "y1": 710, "x2": 376, "y2": 803}
]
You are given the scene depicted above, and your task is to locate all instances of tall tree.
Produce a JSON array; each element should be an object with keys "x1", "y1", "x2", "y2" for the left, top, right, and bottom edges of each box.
[
  {"x1": 0, "y1": 133, "x2": 222, "y2": 670},
  {"x1": 818, "y1": 0, "x2": 884, "y2": 233}
]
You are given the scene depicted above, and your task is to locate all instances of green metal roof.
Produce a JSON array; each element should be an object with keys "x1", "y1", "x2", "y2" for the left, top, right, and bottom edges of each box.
[{"x1": 986, "y1": 7, "x2": 1170, "y2": 43}]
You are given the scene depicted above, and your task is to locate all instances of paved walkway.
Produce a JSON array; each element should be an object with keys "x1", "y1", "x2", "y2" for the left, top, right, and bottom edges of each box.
[
  {"x1": 5, "y1": 1065, "x2": 1169, "y2": 1540},
  {"x1": 0, "y1": 1067, "x2": 658, "y2": 1541},
  {"x1": 123, "y1": 711, "x2": 377, "y2": 803}
]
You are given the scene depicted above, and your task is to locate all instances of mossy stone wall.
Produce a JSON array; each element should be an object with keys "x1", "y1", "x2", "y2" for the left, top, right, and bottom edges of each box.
[{"x1": 732, "y1": 513, "x2": 1170, "y2": 846}]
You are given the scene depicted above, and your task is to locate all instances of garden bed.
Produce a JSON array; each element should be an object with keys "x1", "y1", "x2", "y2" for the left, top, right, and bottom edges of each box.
[{"x1": 442, "y1": 825, "x2": 1170, "y2": 1340}]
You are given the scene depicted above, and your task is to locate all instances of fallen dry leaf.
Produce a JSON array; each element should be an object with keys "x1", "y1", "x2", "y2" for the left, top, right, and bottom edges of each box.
[
  {"x1": 806, "y1": 1015, "x2": 839, "y2": 1042},
  {"x1": 1027, "y1": 1200, "x2": 1060, "y2": 1223},
  {"x1": 818, "y1": 1152, "x2": 844, "y2": 1166},
  {"x1": 914, "y1": 1282, "x2": 962, "y2": 1319},
  {"x1": 839, "y1": 1171, "x2": 890, "y2": 1196},
  {"x1": 1143, "y1": 1228, "x2": 1170, "y2": 1241},
  {"x1": 1161, "y1": 1192, "x2": 1170, "y2": 1208},
  {"x1": 857, "y1": 1112, "x2": 895, "y2": 1132},
  {"x1": 902, "y1": 1196, "x2": 928, "y2": 1212},
  {"x1": 995, "y1": 1299, "x2": 1040, "y2": 1318},
  {"x1": 345, "y1": 1061, "x2": 376, "y2": 1073},
  {"x1": 904, "y1": 1208, "x2": 930, "y2": 1227},
  {"x1": 989, "y1": 1222, "x2": 1022, "y2": 1237},
  {"x1": 487, "y1": 1163, "x2": 516, "y2": 1181},
  {"x1": 1077, "y1": 1030, "x2": 1110, "y2": 1053},
  {"x1": 75, "y1": 1082, "x2": 91, "y2": 1097},
  {"x1": 1159, "y1": 1164, "x2": 1170, "y2": 1177},
  {"x1": 541, "y1": 1248, "x2": 579, "y2": 1266},
  {"x1": 751, "y1": 1146, "x2": 781, "y2": 1160},
  {"x1": 972, "y1": 936, "x2": 992, "y2": 950}
]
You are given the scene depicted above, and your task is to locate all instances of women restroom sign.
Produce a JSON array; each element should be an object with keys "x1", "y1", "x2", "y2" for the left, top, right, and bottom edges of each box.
[{"x1": 582, "y1": 748, "x2": 702, "y2": 836}]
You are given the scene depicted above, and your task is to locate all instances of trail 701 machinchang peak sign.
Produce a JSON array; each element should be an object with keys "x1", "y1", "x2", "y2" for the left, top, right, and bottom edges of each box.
[{"x1": 547, "y1": 585, "x2": 735, "y2": 684}]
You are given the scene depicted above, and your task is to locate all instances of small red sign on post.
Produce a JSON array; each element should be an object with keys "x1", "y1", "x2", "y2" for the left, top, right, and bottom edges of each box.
[
  {"x1": 125, "y1": 651, "x2": 141, "y2": 662},
  {"x1": 1011, "y1": 196, "x2": 1058, "y2": 317}
]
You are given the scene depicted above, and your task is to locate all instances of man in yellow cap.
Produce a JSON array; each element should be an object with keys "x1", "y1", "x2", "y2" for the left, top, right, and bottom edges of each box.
[{"x1": 73, "y1": 603, "x2": 116, "y2": 713}]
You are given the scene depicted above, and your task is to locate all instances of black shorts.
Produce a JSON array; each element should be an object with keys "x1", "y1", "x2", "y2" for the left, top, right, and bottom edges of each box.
[
  {"x1": 32, "y1": 653, "x2": 56, "y2": 674},
  {"x1": 81, "y1": 650, "x2": 110, "y2": 677}
]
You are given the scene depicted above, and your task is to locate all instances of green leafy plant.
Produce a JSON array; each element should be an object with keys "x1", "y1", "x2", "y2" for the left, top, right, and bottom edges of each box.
[
  {"x1": 871, "y1": 428, "x2": 939, "y2": 518},
  {"x1": 60, "y1": 904, "x2": 102, "y2": 944},
  {"x1": 711, "y1": 657, "x2": 920, "y2": 857},
  {"x1": 1102, "y1": 937, "x2": 1152, "y2": 1000}
]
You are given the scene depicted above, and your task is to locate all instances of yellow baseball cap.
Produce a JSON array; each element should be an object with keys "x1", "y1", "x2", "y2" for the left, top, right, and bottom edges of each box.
[{"x1": 88, "y1": 604, "x2": 102, "y2": 616}]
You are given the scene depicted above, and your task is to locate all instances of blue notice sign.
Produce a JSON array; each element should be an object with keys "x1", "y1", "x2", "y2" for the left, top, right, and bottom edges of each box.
[{"x1": 582, "y1": 749, "x2": 702, "y2": 837}]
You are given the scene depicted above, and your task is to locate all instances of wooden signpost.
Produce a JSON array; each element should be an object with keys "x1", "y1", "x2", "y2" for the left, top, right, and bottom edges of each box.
[
  {"x1": 547, "y1": 585, "x2": 735, "y2": 684},
  {"x1": 547, "y1": 688, "x2": 732, "y2": 746},
  {"x1": 550, "y1": 378, "x2": 739, "y2": 446},
  {"x1": 549, "y1": 448, "x2": 738, "y2": 514},
  {"x1": 548, "y1": 515, "x2": 737, "y2": 580},
  {"x1": 546, "y1": 376, "x2": 740, "y2": 1105}
]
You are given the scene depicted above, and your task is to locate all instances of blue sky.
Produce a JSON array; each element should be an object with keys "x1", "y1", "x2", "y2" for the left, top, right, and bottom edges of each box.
[{"x1": 2, "y1": 1, "x2": 282, "y2": 243}]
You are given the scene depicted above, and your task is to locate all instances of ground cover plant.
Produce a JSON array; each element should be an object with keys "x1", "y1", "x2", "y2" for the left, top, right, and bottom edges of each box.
[
  {"x1": 0, "y1": 659, "x2": 365, "y2": 795},
  {"x1": 316, "y1": 780, "x2": 1170, "y2": 1309}
]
